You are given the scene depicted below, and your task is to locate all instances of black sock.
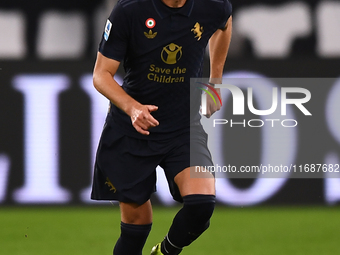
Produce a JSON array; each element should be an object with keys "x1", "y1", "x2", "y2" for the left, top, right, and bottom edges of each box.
[
  {"x1": 161, "y1": 234, "x2": 183, "y2": 255},
  {"x1": 161, "y1": 194, "x2": 216, "y2": 254},
  {"x1": 113, "y1": 222, "x2": 152, "y2": 255}
]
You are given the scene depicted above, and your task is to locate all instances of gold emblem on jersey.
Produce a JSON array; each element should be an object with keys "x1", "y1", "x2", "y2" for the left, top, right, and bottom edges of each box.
[
  {"x1": 191, "y1": 22, "x2": 203, "y2": 41},
  {"x1": 105, "y1": 177, "x2": 116, "y2": 193},
  {"x1": 161, "y1": 43, "x2": 182, "y2": 64},
  {"x1": 144, "y1": 29, "x2": 157, "y2": 39}
]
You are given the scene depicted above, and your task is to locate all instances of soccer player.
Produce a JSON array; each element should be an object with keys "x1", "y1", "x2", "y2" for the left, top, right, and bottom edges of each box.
[{"x1": 91, "y1": 0, "x2": 232, "y2": 254}]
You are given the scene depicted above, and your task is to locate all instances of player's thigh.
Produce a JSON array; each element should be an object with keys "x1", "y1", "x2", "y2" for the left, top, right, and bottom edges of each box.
[
  {"x1": 174, "y1": 167, "x2": 215, "y2": 197},
  {"x1": 120, "y1": 199, "x2": 153, "y2": 225}
]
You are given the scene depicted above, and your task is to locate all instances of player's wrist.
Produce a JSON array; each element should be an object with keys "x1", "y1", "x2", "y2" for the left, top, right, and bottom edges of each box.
[
  {"x1": 209, "y1": 77, "x2": 222, "y2": 85},
  {"x1": 124, "y1": 100, "x2": 142, "y2": 118}
]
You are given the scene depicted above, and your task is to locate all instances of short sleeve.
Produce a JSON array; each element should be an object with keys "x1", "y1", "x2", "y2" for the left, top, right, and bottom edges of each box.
[
  {"x1": 98, "y1": 2, "x2": 129, "y2": 61},
  {"x1": 218, "y1": 0, "x2": 232, "y2": 29}
]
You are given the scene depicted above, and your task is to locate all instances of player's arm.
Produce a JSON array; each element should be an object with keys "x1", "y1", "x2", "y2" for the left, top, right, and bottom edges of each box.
[
  {"x1": 205, "y1": 16, "x2": 232, "y2": 118},
  {"x1": 93, "y1": 52, "x2": 159, "y2": 135}
]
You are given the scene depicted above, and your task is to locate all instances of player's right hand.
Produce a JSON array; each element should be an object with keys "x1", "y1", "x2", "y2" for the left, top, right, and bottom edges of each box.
[{"x1": 130, "y1": 105, "x2": 159, "y2": 135}]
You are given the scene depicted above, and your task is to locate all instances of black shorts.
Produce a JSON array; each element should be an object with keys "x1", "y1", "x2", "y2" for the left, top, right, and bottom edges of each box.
[{"x1": 91, "y1": 122, "x2": 213, "y2": 205}]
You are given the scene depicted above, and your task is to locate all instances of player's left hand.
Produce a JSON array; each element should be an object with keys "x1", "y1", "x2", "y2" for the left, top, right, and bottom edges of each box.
[{"x1": 204, "y1": 88, "x2": 222, "y2": 118}]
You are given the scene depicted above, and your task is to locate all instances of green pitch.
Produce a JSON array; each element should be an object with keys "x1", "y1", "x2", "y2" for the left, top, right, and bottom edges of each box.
[{"x1": 0, "y1": 206, "x2": 339, "y2": 255}]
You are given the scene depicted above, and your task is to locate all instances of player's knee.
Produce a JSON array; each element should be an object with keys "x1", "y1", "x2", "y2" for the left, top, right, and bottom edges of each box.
[
  {"x1": 120, "y1": 201, "x2": 153, "y2": 225},
  {"x1": 182, "y1": 194, "x2": 216, "y2": 231}
]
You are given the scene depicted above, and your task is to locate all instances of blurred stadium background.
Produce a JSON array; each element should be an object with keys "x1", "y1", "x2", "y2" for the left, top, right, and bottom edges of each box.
[{"x1": 0, "y1": 0, "x2": 340, "y2": 254}]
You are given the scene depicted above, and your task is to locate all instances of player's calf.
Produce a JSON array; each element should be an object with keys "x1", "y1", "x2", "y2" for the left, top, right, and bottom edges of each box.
[
  {"x1": 114, "y1": 222, "x2": 152, "y2": 255},
  {"x1": 152, "y1": 194, "x2": 216, "y2": 255}
]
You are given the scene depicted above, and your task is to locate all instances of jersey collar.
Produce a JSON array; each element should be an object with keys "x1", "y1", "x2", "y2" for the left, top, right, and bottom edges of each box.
[{"x1": 152, "y1": 0, "x2": 194, "y2": 19}]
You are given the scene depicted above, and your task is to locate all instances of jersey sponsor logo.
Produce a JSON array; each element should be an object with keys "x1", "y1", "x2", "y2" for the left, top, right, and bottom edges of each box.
[
  {"x1": 147, "y1": 43, "x2": 185, "y2": 83},
  {"x1": 191, "y1": 22, "x2": 203, "y2": 41},
  {"x1": 147, "y1": 64, "x2": 186, "y2": 83},
  {"x1": 104, "y1": 19, "x2": 112, "y2": 41},
  {"x1": 161, "y1": 43, "x2": 182, "y2": 64}
]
